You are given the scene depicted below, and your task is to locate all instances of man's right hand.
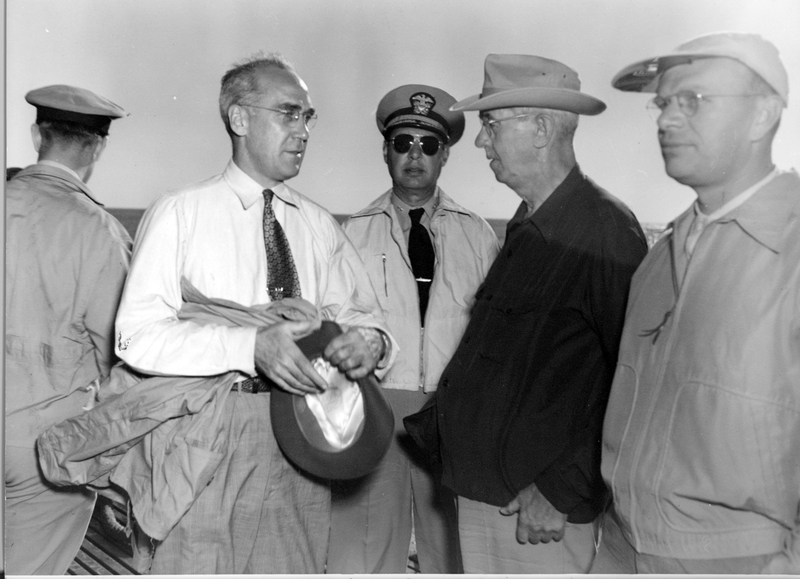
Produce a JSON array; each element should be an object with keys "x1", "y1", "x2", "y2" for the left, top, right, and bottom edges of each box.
[{"x1": 254, "y1": 319, "x2": 327, "y2": 395}]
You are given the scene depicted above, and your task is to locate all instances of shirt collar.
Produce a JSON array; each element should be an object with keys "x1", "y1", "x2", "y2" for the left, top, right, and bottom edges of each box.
[
  {"x1": 694, "y1": 168, "x2": 778, "y2": 223},
  {"x1": 390, "y1": 189, "x2": 439, "y2": 219},
  {"x1": 223, "y1": 159, "x2": 300, "y2": 210},
  {"x1": 356, "y1": 187, "x2": 468, "y2": 218},
  {"x1": 508, "y1": 165, "x2": 583, "y2": 243}
]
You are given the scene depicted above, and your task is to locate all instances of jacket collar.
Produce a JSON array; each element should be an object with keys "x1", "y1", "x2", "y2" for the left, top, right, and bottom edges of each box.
[
  {"x1": 669, "y1": 169, "x2": 800, "y2": 254},
  {"x1": 723, "y1": 170, "x2": 799, "y2": 253},
  {"x1": 20, "y1": 163, "x2": 103, "y2": 206},
  {"x1": 351, "y1": 187, "x2": 469, "y2": 219},
  {"x1": 223, "y1": 159, "x2": 300, "y2": 211}
]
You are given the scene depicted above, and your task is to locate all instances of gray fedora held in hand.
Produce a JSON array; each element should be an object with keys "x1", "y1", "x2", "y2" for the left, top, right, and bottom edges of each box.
[
  {"x1": 271, "y1": 321, "x2": 394, "y2": 480},
  {"x1": 451, "y1": 54, "x2": 606, "y2": 115}
]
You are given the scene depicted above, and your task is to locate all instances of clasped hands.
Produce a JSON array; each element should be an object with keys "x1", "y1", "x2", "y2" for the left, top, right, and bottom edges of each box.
[
  {"x1": 253, "y1": 297, "x2": 384, "y2": 396},
  {"x1": 500, "y1": 482, "x2": 568, "y2": 545}
]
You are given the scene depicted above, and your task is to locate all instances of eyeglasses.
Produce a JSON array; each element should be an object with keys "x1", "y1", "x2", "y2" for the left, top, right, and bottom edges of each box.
[
  {"x1": 646, "y1": 91, "x2": 761, "y2": 120},
  {"x1": 480, "y1": 113, "x2": 536, "y2": 137},
  {"x1": 388, "y1": 134, "x2": 444, "y2": 156},
  {"x1": 242, "y1": 103, "x2": 318, "y2": 130}
]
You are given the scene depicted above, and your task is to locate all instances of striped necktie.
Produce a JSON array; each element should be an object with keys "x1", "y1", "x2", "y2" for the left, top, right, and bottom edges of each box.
[{"x1": 263, "y1": 189, "x2": 301, "y2": 300}]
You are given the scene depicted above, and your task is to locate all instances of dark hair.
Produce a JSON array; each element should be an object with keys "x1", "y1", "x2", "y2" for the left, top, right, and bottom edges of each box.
[
  {"x1": 219, "y1": 52, "x2": 295, "y2": 135},
  {"x1": 37, "y1": 120, "x2": 103, "y2": 155}
]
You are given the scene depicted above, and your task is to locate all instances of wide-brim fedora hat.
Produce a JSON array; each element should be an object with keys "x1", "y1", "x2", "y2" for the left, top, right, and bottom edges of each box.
[
  {"x1": 611, "y1": 32, "x2": 788, "y2": 107},
  {"x1": 451, "y1": 54, "x2": 606, "y2": 115},
  {"x1": 270, "y1": 321, "x2": 394, "y2": 480}
]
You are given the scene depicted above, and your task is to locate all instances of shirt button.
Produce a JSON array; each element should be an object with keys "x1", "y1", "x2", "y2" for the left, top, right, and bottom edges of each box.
[{"x1": 441, "y1": 378, "x2": 449, "y2": 388}]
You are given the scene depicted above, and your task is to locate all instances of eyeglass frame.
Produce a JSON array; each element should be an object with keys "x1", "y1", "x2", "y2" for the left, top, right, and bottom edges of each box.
[
  {"x1": 646, "y1": 91, "x2": 762, "y2": 120},
  {"x1": 387, "y1": 134, "x2": 446, "y2": 156},
  {"x1": 479, "y1": 112, "x2": 537, "y2": 137},
  {"x1": 240, "y1": 103, "x2": 318, "y2": 130}
]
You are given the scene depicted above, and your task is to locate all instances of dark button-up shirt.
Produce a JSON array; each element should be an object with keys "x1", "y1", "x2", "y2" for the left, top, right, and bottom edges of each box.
[{"x1": 437, "y1": 166, "x2": 647, "y2": 523}]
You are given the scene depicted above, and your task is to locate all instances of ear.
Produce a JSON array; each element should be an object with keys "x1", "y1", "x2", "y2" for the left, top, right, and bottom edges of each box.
[
  {"x1": 228, "y1": 104, "x2": 249, "y2": 137},
  {"x1": 750, "y1": 94, "x2": 783, "y2": 141},
  {"x1": 92, "y1": 136, "x2": 109, "y2": 163},
  {"x1": 440, "y1": 144, "x2": 450, "y2": 166},
  {"x1": 31, "y1": 123, "x2": 42, "y2": 153},
  {"x1": 382, "y1": 140, "x2": 389, "y2": 165},
  {"x1": 531, "y1": 113, "x2": 554, "y2": 147}
]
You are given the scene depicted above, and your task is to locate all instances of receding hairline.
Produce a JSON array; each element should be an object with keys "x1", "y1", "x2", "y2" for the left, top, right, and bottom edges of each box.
[{"x1": 218, "y1": 52, "x2": 310, "y2": 134}]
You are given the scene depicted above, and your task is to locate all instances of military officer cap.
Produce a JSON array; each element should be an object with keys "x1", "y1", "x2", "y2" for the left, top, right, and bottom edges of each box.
[
  {"x1": 376, "y1": 84, "x2": 465, "y2": 145},
  {"x1": 25, "y1": 84, "x2": 127, "y2": 137}
]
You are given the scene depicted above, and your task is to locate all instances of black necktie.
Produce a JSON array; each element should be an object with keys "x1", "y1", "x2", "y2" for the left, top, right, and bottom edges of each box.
[
  {"x1": 408, "y1": 208, "x2": 434, "y2": 324},
  {"x1": 263, "y1": 189, "x2": 301, "y2": 300}
]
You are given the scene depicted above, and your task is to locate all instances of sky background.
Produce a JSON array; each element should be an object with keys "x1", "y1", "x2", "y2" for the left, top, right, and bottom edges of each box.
[{"x1": 5, "y1": 0, "x2": 800, "y2": 225}]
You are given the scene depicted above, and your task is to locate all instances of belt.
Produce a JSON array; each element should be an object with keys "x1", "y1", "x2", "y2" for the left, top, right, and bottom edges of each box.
[{"x1": 232, "y1": 376, "x2": 272, "y2": 394}]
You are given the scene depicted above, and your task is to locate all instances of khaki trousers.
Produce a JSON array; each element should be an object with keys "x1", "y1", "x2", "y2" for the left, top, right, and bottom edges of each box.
[
  {"x1": 328, "y1": 388, "x2": 462, "y2": 573},
  {"x1": 150, "y1": 391, "x2": 330, "y2": 574},
  {"x1": 458, "y1": 495, "x2": 596, "y2": 574}
]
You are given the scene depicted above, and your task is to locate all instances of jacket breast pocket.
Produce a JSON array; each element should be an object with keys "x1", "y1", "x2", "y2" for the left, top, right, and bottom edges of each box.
[{"x1": 478, "y1": 302, "x2": 539, "y2": 364}]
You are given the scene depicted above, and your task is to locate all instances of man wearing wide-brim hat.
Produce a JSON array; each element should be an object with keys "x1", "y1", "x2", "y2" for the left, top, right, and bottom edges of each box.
[
  {"x1": 328, "y1": 84, "x2": 500, "y2": 574},
  {"x1": 426, "y1": 54, "x2": 648, "y2": 573},
  {"x1": 597, "y1": 32, "x2": 800, "y2": 575},
  {"x1": 5, "y1": 84, "x2": 132, "y2": 574}
]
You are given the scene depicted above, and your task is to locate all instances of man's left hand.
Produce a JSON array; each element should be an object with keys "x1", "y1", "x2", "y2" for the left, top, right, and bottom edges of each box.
[
  {"x1": 323, "y1": 327, "x2": 384, "y2": 380},
  {"x1": 500, "y1": 482, "x2": 567, "y2": 545}
]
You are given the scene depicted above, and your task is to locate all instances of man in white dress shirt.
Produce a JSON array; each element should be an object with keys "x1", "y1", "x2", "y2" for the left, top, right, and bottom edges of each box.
[{"x1": 114, "y1": 52, "x2": 394, "y2": 574}]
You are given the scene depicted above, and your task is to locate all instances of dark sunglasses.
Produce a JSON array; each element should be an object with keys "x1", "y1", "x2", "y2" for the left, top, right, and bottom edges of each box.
[{"x1": 388, "y1": 134, "x2": 444, "y2": 156}]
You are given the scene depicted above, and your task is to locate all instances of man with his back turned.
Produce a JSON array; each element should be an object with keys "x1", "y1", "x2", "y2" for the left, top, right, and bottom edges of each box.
[{"x1": 5, "y1": 84, "x2": 131, "y2": 575}]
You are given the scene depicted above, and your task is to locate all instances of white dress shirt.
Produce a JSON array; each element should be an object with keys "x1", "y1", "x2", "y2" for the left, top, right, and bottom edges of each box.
[{"x1": 115, "y1": 159, "x2": 393, "y2": 377}]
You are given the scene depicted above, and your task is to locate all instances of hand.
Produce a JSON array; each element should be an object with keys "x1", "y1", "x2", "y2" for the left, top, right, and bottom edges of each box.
[
  {"x1": 254, "y1": 319, "x2": 326, "y2": 395},
  {"x1": 500, "y1": 482, "x2": 567, "y2": 545},
  {"x1": 323, "y1": 327, "x2": 383, "y2": 380}
]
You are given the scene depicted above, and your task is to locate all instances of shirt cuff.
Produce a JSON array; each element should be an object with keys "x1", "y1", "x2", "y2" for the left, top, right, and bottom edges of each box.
[{"x1": 229, "y1": 325, "x2": 259, "y2": 376}]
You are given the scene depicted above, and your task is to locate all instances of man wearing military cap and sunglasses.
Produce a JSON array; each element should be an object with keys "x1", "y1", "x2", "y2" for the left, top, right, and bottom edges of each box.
[
  {"x1": 328, "y1": 84, "x2": 500, "y2": 574},
  {"x1": 426, "y1": 55, "x2": 648, "y2": 574},
  {"x1": 5, "y1": 84, "x2": 132, "y2": 574}
]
